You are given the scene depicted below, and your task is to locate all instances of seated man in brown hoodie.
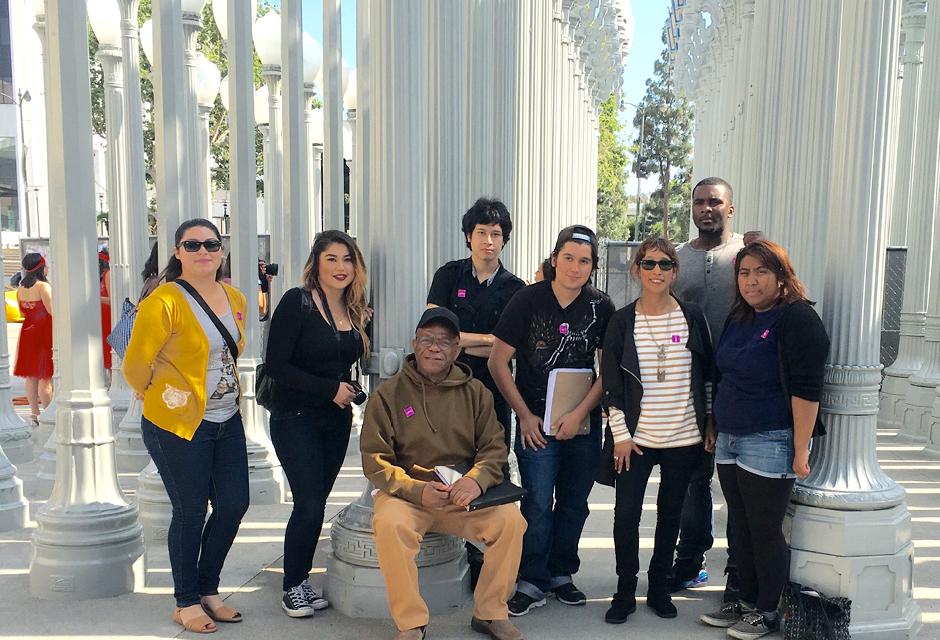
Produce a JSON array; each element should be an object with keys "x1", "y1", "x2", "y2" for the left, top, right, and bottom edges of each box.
[{"x1": 362, "y1": 307, "x2": 527, "y2": 640}]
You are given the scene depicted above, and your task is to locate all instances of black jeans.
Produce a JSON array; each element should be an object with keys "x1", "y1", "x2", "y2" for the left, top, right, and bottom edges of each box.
[
  {"x1": 141, "y1": 413, "x2": 250, "y2": 608},
  {"x1": 674, "y1": 449, "x2": 737, "y2": 583},
  {"x1": 270, "y1": 406, "x2": 352, "y2": 591},
  {"x1": 613, "y1": 443, "x2": 700, "y2": 596},
  {"x1": 716, "y1": 463, "x2": 794, "y2": 612}
]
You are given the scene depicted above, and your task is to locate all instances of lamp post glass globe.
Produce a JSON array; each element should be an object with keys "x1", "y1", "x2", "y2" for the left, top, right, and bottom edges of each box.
[
  {"x1": 140, "y1": 20, "x2": 154, "y2": 65},
  {"x1": 253, "y1": 10, "x2": 282, "y2": 67},
  {"x1": 343, "y1": 69, "x2": 357, "y2": 110},
  {"x1": 211, "y1": 0, "x2": 258, "y2": 41},
  {"x1": 219, "y1": 75, "x2": 230, "y2": 111},
  {"x1": 181, "y1": 0, "x2": 208, "y2": 15},
  {"x1": 195, "y1": 54, "x2": 222, "y2": 107},
  {"x1": 87, "y1": 0, "x2": 122, "y2": 47},
  {"x1": 309, "y1": 107, "x2": 324, "y2": 145},
  {"x1": 303, "y1": 32, "x2": 323, "y2": 85},
  {"x1": 31, "y1": 0, "x2": 45, "y2": 18},
  {"x1": 254, "y1": 85, "x2": 270, "y2": 126}
]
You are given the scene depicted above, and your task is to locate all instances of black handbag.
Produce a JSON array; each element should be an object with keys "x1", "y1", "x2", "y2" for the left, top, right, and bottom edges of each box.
[
  {"x1": 782, "y1": 581, "x2": 851, "y2": 640},
  {"x1": 255, "y1": 362, "x2": 274, "y2": 409}
]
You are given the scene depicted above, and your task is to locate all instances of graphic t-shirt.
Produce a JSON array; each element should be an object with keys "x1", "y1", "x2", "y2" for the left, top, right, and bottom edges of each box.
[
  {"x1": 493, "y1": 280, "x2": 614, "y2": 422},
  {"x1": 178, "y1": 284, "x2": 241, "y2": 423}
]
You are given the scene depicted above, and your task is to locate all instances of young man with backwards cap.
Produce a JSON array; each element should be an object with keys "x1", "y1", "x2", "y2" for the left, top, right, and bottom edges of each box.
[{"x1": 361, "y1": 307, "x2": 527, "y2": 640}]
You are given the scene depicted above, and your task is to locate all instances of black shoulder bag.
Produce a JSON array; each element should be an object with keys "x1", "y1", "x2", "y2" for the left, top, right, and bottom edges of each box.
[{"x1": 176, "y1": 278, "x2": 241, "y2": 368}]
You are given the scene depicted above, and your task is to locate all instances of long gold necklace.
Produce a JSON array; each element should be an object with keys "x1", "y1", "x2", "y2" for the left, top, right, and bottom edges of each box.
[{"x1": 638, "y1": 300, "x2": 672, "y2": 383}]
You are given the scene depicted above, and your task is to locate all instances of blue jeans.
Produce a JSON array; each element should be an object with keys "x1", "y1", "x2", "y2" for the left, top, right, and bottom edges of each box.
[
  {"x1": 715, "y1": 429, "x2": 797, "y2": 479},
  {"x1": 142, "y1": 413, "x2": 250, "y2": 608},
  {"x1": 514, "y1": 419, "x2": 601, "y2": 598}
]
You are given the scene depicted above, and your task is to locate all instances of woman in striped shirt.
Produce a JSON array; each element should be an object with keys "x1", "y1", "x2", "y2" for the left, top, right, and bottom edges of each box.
[{"x1": 599, "y1": 238, "x2": 715, "y2": 625}]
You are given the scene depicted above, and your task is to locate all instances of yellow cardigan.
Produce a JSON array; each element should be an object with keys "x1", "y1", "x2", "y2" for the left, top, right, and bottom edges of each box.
[{"x1": 123, "y1": 281, "x2": 248, "y2": 441}]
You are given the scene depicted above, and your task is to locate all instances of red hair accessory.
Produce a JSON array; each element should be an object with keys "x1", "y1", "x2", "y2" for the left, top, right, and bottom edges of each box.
[{"x1": 26, "y1": 256, "x2": 45, "y2": 272}]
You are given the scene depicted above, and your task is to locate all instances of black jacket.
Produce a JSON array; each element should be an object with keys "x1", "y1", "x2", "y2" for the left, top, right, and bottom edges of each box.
[
  {"x1": 597, "y1": 298, "x2": 714, "y2": 486},
  {"x1": 716, "y1": 299, "x2": 830, "y2": 437}
]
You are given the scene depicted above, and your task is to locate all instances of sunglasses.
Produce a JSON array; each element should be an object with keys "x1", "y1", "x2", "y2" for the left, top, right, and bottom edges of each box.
[
  {"x1": 179, "y1": 239, "x2": 223, "y2": 253},
  {"x1": 638, "y1": 259, "x2": 676, "y2": 271}
]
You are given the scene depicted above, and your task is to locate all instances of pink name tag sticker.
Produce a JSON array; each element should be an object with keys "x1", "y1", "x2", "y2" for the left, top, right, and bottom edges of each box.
[
  {"x1": 457, "y1": 289, "x2": 467, "y2": 298},
  {"x1": 671, "y1": 334, "x2": 681, "y2": 343},
  {"x1": 403, "y1": 406, "x2": 416, "y2": 418},
  {"x1": 559, "y1": 322, "x2": 569, "y2": 335},
  {"x1": 236, "y1": 311, "x2": 243, "y2": 321},
  {"x1": 761, "y1": 329, "x2": 771, "y2": 339}
]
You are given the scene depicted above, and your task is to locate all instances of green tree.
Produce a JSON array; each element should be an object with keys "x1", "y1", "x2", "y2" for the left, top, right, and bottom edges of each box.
[
  {"x1": 632, "y1": 38, "x2": 694, "y2": 242},
  {"x1": 89, "y1": 0, "x2": 271, "y2": 204},
  {"x1": 596, "y1": 96, "x2": 632, "y2": 241}
]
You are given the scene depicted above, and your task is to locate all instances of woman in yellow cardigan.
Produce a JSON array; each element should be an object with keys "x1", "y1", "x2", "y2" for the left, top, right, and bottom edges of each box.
[{"x1": 124, "y1": 219, "x2": 249, "y2": 634}]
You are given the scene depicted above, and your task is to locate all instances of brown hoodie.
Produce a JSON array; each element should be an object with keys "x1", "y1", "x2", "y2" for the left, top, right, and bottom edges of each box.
[{"x1": 360, "y1": 355, "x2": 508, "y2": 505}]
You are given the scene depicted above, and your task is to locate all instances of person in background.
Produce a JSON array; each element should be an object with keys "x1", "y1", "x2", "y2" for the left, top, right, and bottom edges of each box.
[
  {"x1": 670, "y1": 177, "x2": 743, "y2": 601},
  {"x1": 699, "y1": 240, "x2": 829, "y2": 639},
  {"x1": 13, "y1": 252, "x2": 53, "y2": 425},
  {"x1": 489, "y1": 225, "x2": 614, "y2": 617},
  {"x1": 99, "y1": 247, "x2": 112, "y2": 374},
  {"x1": 124, "y1": 219, "x2": 249, "y2": 634},
  {"x1": 140, "y1": 243, "x2": 161, "y2": 300},
  {"x1": 599, "y1": 238, "x2": 714, "y2": 624},
  {"x1": 265, "y1": 230, "x2": 370, "y2": 619},
  {"x1": 426, "y1": 198, "x2": 525, "y2": 587}
]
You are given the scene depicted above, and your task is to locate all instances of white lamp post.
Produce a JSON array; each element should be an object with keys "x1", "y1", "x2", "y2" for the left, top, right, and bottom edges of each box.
[
  {"x1": 181, "y1": 0, "x2": 207, "y2": 221},
  {"x1": 343, "y1": 71, "x2": 356, "y2": 238},
  {"x1": 304, "y1": 33, "x2": 322, "y2": 237},
  {"x1": 195, "y1": 54, "x2": 221, "y2": 218},
  {"x1": 210, "y1": 0, "x2": 256, "y2": 41},
  {"x1": 254, "y1": 10, "x2": 285, "y2": 307},
  {"x1": 308, "y1": 106, "x2": 324, "y2": 236}
]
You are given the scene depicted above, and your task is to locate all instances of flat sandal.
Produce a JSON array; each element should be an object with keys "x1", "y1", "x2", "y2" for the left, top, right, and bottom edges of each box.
[
  {"x1": 174, "y1": 606, "x2": 217, "y2": 634},
  {"x1": 200, "y1": 596, "x2": 243, "y2": 623}
]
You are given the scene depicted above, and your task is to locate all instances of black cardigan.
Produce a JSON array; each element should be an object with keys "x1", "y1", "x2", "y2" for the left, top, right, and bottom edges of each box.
[
  {"x1": 597, "y1": 298, "x2": 714, "y2": 486},
  {"x1": 716, "y1": 299, "x2": 831, "y2": 437}
]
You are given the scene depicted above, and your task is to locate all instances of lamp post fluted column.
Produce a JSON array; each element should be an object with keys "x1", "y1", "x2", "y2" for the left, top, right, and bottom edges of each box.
[
  {"x1": 181, "y1": 11, "x2": 204, "y2": 219},
  {"x1": 305, "y1": 87, "x2": 322, "y2": 237},
  {"x1": 30, "y1": 0, "x2": 144, "y2": 600},
  {"x1": 261, "y1": 67, "x2": 284, "y2": 307},
  {"x1": 788, "y1": 2, "x2": 920, "y2": 637},
  {"x1": 110, "y1": 0, "x2": 152, "y2": 473},
  {"x1": 0, "y1": 443, "x2": 27, "y2": 531},
  {"x1": 229, "y1": 0, "x2": 283, "y2": 505},
  {"x1": 885, "y1": 0, "x2": 934, "y2": 435}
]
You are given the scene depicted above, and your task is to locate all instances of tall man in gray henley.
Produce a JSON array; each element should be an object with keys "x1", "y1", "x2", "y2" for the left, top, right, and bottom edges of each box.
[{"x1": 670, "y1": 177, "x2": 743, "y2": 602}]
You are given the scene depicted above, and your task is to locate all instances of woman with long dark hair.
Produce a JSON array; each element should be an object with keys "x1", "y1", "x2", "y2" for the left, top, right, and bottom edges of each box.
[
  {"x1": 266, "y1": 230, "x2": 370, "y2": 618},
  {"x1": 599, "y1": 238, "x2": 714, "y2": 624},
  {"x1": 124, "y1": 219, "x2": 249, "y2": 633},
  {"x1": 699, "y1": 240, "x2": 829, "y2": 639},
  {"x1": 14, "y1": 252, "x2": 53, "y2": 424}
]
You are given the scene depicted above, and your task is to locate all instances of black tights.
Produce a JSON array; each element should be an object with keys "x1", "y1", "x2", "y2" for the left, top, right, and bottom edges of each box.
[{"x1": 716, "y1": 464, "x2": 794, "y2": 612}]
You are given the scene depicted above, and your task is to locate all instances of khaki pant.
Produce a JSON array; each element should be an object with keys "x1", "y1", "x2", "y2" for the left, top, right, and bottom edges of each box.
[{"x1": 372, "y1": 491, "x2": 527, "y2": 631}]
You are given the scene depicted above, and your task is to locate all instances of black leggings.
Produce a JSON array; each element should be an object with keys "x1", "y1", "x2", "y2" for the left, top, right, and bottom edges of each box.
[
  {"x1": 271, "y1": 406, "x2": 352, "y2": 591},
  {"x1": 716, "y1": 463, "x2": 794, "y2": 612}
]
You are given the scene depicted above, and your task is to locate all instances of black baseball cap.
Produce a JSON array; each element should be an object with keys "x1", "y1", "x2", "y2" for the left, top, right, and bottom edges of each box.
[{"x1": 416, "y1": 307, "x2": 460, "y2": 335}]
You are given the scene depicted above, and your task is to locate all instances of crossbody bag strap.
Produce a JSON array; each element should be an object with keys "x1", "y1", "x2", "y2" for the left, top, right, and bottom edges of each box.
[{"x1": 176, "y1": 279, "x2": 240, "y2": 359}]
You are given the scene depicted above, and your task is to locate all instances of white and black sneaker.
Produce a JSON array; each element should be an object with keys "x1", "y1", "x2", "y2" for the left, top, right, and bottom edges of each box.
[
  {"x1": 727, "y1": 612, "x2": 781, "y2": 639},
  {"x1": 282, "y1": 584, "x2": 315, "y2": 618},
  {"x1": 301, "y1": 579, "x2": 330, "y2": 611}
]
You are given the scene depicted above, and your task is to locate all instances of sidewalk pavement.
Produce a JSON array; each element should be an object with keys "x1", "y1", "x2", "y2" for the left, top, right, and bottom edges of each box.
[{"x1": 0, "y1": 424, "x2": 937, "y2": 640}]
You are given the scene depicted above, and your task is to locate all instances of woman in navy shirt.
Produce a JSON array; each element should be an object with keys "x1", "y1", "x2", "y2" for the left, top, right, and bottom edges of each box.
[{"x1": 700, "y1": 240, "x2": 829, "y2": 640}]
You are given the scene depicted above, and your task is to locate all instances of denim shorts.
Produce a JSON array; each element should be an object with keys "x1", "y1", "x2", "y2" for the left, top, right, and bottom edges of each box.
[{"x1": 715, "y1": 429, "x2": 796, "y2": 479}]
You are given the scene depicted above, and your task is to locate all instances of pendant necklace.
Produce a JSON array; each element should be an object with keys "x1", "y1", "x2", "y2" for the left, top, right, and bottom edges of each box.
[{"x1": 638, "y1": 301, "x2": 671, "y2": 383}]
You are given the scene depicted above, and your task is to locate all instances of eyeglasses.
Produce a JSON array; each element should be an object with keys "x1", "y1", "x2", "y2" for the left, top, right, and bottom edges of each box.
[
  {"x1": 638, "y1": 259, "x2": 676, "y2": 271},
  {"x1": 416, "y1": 335, "x2": 458, "y2": 350},
  {"x1": 179, "y1": 239, "x2": 223, "y2": 253}
]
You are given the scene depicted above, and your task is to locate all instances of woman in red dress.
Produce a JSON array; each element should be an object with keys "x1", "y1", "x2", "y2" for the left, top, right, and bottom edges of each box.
[
  {"x1": 99, "y1": 249, "x2": 112, "y2": 372},
  {"x1": 14, "y1": 253, "x2": 53, "y2": 424}
]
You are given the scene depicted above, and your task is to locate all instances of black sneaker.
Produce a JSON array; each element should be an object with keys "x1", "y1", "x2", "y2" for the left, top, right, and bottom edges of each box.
[
  {"x1": 700, "y1": 600, "x2": 753, "y2": 628},
  {"x1": 300, "y1": 579, "x2": 329, "y2": 611},
  {"x1": 282, "y1": 584, "x2": 315, "y2": 618},
  {"x1": 552, "y1": 583, "x2": 587, "y2": 606},
  {"x1": 604, "y1": 593, "x2": 637, "y2": 624},
  {"x1": 507, "y1": 591, "x2": 546, "y2": 616},
  {"x1": 727, "y1": 612, "x2": 781, "y2": 639}
]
